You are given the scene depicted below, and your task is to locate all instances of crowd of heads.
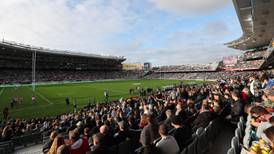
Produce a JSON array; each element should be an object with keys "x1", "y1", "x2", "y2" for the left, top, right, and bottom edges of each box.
[
  {"x1": 146, "y1": 70, "x2": 273, "y2": 80},
  {"x1": 0, "y1": 70, "x2": 274, "y2": 154},
  {"x1": 0, "y1": 70, "x2": 143, "y2": 84},
  {"x1": 242, "y1": 49, "x2": 270, "y2": 60},
  {"x1": 153, "y1": 63, "x2": 218, "y2": 72}
]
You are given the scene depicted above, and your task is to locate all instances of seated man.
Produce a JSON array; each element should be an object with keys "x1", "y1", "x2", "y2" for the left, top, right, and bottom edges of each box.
[
  {"x1": 99, "y1": 124, "x2": 115, "y2": 146},
  {"x1": 140, "y1": 114, "x2": 160, "y2": 146},
  {"x1": 90, "y1": 133, "x2": 112, "y2": 154},
  {"x1": 114, "y1": 121, "x2": 130, "y2": 143},
  {"x1": 192, "y1": 99, "x2": 216, "y2": 131},
  {"x1": 156, "y1": 124, "x2": 180, "y2": 154},
  {"x1": 229, "y1": 90, "x2": 244, "y2": 123}
]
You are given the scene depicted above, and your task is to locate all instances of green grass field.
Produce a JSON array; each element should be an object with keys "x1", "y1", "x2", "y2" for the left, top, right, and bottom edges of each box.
[{"x1": 0, "y1": 79, "x2": 205, "y2": 119}]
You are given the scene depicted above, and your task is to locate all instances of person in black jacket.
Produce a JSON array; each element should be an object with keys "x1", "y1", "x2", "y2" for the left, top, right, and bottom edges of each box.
[
  {"x1": 226, "y1": 91, "x2": 244, "y2": 123},
  {"x1": 91, "y1": 133, "x2": 112, "y2": 154},
  {"x1": 192, "y1": 99, "x2": 216, "y2": 132},
  {"x1": 171, "y1": 116, "x2": 192, "y2": 151}
]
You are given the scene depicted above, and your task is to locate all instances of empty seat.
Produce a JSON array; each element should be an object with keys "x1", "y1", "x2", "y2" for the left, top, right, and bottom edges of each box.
[
  {"x1": 227, "y1": 147, "x2": 235, "y2": 154},
  {"x1": 196, "y1": 127, "x2": 204, "y2": 136},
  {"x1": 231, "y1": 136, "x2": 239, "y2": 154},
  {"x1": 0, "y1": 141, "x2": 14, "y2": 153},
  {"x1": 187, "y1": 137, "x2": 198, "y2": 154},
  {"x1": 0, "y1": 144, "x2": 9, "y2": 154},
  {"x1": 235, "y1": 128, "x2": 242, "y2": 140},
  {"x1": 237, "y1": 122, "x2": 244, "y2": 133},
  {"x1": 180, "y1": 148, "x2": 187, "y2": 154},
  {"x1": 197, "y1": 130, "x2": 208, "y2": 154}
]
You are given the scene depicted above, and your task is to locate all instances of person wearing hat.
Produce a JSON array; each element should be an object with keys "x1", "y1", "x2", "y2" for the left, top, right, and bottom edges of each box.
[{"x1": 171, "y1": 115, "x2": 191, "y2": 151}]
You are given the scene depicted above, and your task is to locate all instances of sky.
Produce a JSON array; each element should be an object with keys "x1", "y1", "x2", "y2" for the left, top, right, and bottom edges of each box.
[{"x1": 0, "y1": 0, "x2": 243, "y2": 66}]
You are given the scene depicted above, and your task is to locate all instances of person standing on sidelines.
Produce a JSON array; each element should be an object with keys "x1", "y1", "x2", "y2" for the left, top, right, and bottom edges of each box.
[
  {"x1": 66, "y1": 97, "x2": 70, "y2": 106},
  {"x1": 104, "y1": 90, "x2": 109, "y2": 103},
  {"x1": 3, "y1": 107, "x2": 9, "y2": 122},
  {"x1": 74, "y1": 98, "x2": 78, "y2": 113}
]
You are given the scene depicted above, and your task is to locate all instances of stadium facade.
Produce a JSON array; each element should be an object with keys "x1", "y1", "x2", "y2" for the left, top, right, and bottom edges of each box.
[
  {"x1": 0, "y1": 40, "x2": 135, "y2": 84},
  {"x1": 0, "y1": 40, "x2": 125, "y2": 71}
]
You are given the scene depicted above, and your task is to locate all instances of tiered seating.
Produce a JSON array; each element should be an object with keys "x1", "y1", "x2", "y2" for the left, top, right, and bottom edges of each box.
[
  {"x1": 0, "y1": 132, "x2": 43, "y2": 153},
  {"x1": 181, "y1": 119, "x2": 221, "y2": 154},
  {"x1": 227, "y1": 116, "x2": 246, "y2": 154}
]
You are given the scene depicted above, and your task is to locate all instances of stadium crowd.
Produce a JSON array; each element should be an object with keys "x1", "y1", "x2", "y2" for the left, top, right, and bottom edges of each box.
[
  {"x1": 0, "y1": 70, "x2": 143, "y2": 84},
  {"x1": 0, "y1": 70, "x2": 274, "y2": 154},
  {"x1": 153, "y1": 63, "x2": 218, "y2": 72},
  {"x1": 242, "y1": 49, "x2": 270, "y2": 60},
  {"x1": 231, "y1": 60, "x2": 265, "y2": 70},
  {"x1": 146, "y1": 70, "x2": 274, "y2": 80}
]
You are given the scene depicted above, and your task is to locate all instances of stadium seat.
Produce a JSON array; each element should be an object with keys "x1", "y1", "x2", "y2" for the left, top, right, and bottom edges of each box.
[
  {"x1": 227, "y1": 147, "x2": 235, "y2": 154},
  {"x1": 235, "y1": 128, "x2": 242, "y2": 141},
  {"x1": 0, "y1": 148, "x2": 6, "y2": 154},
  {"x1": 180, "y1": 148, "x2": 187, "y2": 154},
  {"x1": 196, "y1": 127, "x2": 204, "y2": 136},
  {"x1": 0, "y1": 144, "x2": 9, "y2": 154},
  {"x1": 12, "y1": 135, "x2": 27, "y2": 148},
  {"x1": 186, "y1": 137, "x2": 198, "y2": 154},
  {"x1": 237, "y1": 122, "x2": 244, "y2": 133},
  {"x1": 205, "y1": 121, "x2": 215, "y2": 149},
  {"x1": 197, "y1": 130, "x2": 208, "y2": 154},
  {"x1": 118, "y1": 140, "x2": 131, "y2": 154},
  {"x1": 110, "y1": 144, "x2": 118, "y2": 154},
  {"x1": 0, "y1": 141, "x2": 14, "y2": 153},
  {"x1": 231, "y1": 136, "x2": 239, "y2": 154},
  {"x1": 239, "y1": 117, "x2": 244, "y2": 126}
]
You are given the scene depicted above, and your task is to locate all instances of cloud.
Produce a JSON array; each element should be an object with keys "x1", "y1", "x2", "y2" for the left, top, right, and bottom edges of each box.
[
  {"x1": 0, "y1": 0, "x2": 240, "y2": 66},
  {"x1": 125, "y1": 20, "x2": 240, "y2": 66},
  {"x1": 149, "y1": 0, "x2": 230, "y2": 15},
  {"x1": 0, "y1": 0, "x2": 133, "y2": 56}
]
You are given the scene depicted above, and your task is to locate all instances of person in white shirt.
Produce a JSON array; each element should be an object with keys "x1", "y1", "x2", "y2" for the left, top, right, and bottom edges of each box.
[{"x1": 156, "y1": 124, "x2": 180, "y2": 154}]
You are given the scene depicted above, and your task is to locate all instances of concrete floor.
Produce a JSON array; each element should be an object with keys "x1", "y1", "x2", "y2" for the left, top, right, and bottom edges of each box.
[{"x1": 13, "y1": 144, "x2": 42, "y2": 154}]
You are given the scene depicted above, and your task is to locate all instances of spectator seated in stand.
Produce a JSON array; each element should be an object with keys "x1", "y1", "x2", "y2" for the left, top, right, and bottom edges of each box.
[{"x1": 155, "y1": 124, "x2": 180, "y2": 154}]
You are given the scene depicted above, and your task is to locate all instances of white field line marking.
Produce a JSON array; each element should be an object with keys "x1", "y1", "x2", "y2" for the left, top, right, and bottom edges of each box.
[{"x1": 27, "y1": 87, "x2": 54, "y2": 104}]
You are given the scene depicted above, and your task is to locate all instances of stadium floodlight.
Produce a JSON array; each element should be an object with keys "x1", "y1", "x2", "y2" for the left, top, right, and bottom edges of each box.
[{"x1": 32, "y1": 50, "x2": 37, "y2": 92}]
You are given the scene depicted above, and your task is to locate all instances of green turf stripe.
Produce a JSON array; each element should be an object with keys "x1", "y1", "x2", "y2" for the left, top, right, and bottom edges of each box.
[{"x1": 0, "y1": 87, "x2": 4, "y2": 97}]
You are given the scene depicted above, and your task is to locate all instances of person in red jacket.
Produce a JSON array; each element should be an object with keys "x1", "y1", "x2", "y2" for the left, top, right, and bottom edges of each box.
[{"x1": 69, "y1": 129, "x2": 90, "y2": 154}]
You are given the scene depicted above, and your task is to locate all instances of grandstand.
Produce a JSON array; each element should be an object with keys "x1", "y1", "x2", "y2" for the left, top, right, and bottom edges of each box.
[{"x1": 0, "y1": 40, "x2": 146, "y2": 84}]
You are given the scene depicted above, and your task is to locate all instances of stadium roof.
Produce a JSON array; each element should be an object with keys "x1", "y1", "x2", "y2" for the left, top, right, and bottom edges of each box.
[
  {"x1": 0, "y1": 39, "x2": 126, "y2": 61},
  {"x1": 225, "y1": 0, "x2": 274, "y2": 50}
]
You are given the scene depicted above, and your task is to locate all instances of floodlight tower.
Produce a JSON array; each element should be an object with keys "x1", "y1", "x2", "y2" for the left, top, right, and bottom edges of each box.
[{"x1": 32, "y1": 50, "x2": 37, "y2": 92}]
